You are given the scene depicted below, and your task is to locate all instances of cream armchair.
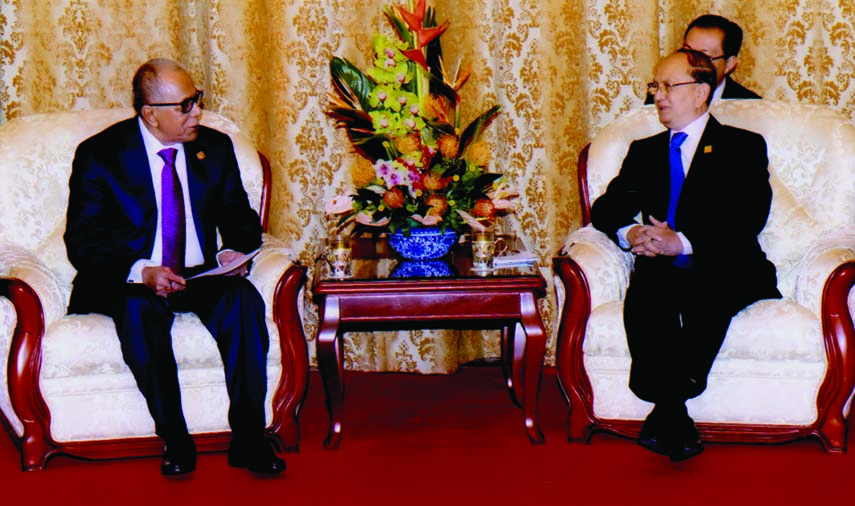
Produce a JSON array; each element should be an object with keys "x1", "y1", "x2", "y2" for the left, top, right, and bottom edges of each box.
[
  {"x1": 553, "y1": 100, "x2": 855, "y2": 452},
  {"x1": 0, "y1": 109, "x2": 308, "y2": 471}
]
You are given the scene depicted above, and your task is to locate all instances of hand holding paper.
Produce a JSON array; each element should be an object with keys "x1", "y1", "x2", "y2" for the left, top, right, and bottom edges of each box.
[{"x1": 186, "y1": 249, "x2": 261, "y2": 280}]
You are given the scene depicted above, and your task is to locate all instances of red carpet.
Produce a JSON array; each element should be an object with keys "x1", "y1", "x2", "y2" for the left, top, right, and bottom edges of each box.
[{"x1": 0, "y1": 365, "x2": 851, "y2": 505}]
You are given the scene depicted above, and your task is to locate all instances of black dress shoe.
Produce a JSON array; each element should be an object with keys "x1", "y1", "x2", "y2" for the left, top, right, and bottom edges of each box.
[
  {"x1": 228, "y1": 437, "x2": 286, "y2": 475},
  {"x1": 161, "y1": 439, "x2": 197, "y2": 476},
  {"x1": 669, "y1": 439, "x2": 704, "y2": 462},
  {"x1": 637, "y1": 434, "x2": 671, "y2": 456},
  {"x1": 637, "y1": 408, "x2": 670, "y2": 456}
]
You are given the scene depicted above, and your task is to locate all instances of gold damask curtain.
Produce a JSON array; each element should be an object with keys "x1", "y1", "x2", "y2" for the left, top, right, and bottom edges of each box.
[{"x1": 3, "y1": 0, "x2": 854, "y2": 373}]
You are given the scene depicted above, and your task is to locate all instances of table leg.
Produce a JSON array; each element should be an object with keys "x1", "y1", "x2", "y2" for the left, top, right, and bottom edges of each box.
[
  {"x1": 316, "y1": 296, "x2": 344, "y2": 450},
  {"x1": 501, "y1": 324, "x2": 524, "y2": 408},
  {"x1": 519, "y1": 292, "x2": 546, "y2": 444}
]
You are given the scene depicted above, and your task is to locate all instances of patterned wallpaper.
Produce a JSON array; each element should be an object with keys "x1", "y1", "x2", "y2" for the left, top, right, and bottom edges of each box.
[{"x1": 3, "y1": 0, "x2": 855, "y2": 372}]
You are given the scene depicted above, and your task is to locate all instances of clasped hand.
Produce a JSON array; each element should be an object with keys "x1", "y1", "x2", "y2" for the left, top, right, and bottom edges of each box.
[
  {"x1": 628, "y1": 217, "x2": 684, "y2": 257},
  {"x1": 142, "y1": 266, "x2": 186, "y2": 298}
]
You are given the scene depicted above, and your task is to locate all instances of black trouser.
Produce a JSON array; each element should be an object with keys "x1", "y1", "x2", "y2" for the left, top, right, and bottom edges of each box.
[
  {"x1": 112, "y1": 276, "x2": 269, "y2": 443},
  {"x1": 623, "y1": 256, "x2": 740, "y2": 405}
]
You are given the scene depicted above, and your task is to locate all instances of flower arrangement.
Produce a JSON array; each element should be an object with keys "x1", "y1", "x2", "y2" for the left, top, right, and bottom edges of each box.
[{"x1": 325, "y1": 0, "x2": 517, "y2": 236}]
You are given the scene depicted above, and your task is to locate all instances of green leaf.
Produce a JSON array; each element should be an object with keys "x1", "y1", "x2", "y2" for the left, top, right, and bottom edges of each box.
[
  {"x1": 468, "y1": 173, "x2": 503, "y2": 198},
  {"x1": 351, "y1": 133, "x2": 393, "y2": 162},
  {"x1": 423, "y1": 8, "x2": 444, "y2": 81},
  {"x1": 330, "y1": 57, "x2": 376, "y2": 112},
  {"x1": 423, "y1": 117, "x2": 456, "y2": 137},
  {"x1": 356, "y1": 187, "x2": 384, "y2": 204},
  {"x1": 427, "y1": 72, "x2": 458, "y2": 105},
  {"x1": 384, "y1": 8, "x2": 413, "y2": 46},
  {"x1": 459, "y1": 105, "x2": 501, "y2": 153}
]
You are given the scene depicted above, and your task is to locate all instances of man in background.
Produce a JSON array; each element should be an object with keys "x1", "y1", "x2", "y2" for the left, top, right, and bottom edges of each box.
[{"x1": 645, "y1": 14, "x2": 760, "y2": 104}]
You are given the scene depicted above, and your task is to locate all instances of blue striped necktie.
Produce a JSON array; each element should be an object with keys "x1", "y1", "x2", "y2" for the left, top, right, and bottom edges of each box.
[{"x1": 668, "y1": 132, "x2": 692, "y2": 268}]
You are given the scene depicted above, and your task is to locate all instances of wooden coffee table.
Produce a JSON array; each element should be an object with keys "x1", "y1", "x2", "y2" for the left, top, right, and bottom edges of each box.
[{"x1": 312, "y1": 237, "x2": 548, "y2": 449}]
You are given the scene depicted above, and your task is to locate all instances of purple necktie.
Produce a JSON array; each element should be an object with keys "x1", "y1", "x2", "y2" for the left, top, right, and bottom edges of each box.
[{"x1": 158, "y1": 148, "x2": 185, "y2": 275}]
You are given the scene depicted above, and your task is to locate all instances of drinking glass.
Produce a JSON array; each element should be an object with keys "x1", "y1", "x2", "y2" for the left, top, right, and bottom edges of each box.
[
  {"x1": 471, "y1": 228, "x2": 507, "y2": 270},
  {"x1": 325, "y1": 233, "x2": 352, "y2": 278}
]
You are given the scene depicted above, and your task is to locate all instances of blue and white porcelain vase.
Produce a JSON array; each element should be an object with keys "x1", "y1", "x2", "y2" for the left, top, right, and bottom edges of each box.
[{"x1": 388, "y1": 227, "x2": 458, "y2": 260}]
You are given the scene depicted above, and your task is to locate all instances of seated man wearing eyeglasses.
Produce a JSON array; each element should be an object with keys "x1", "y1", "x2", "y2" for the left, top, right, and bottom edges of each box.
[
  {"x1": 591, "y1": 49, "x2": 780, "y2": 462},
  {"x1": 64, "y1": 58, "x2": 285, "y2": 477},
  {"x1": 644, "y1": 14, "x2": 760, "y2": 104}
]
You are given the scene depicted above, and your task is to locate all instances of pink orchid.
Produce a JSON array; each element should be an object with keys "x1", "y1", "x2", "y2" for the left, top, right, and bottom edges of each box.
[
  {"x1": 492, "y1": 199, "x2": 516, "y2": 211},
  {"x1": 486, "y1": 182, "x2": 519, "y2": 201},
  {"x1": 326, "y1": 193, "x2": 354, "y2": 215},
  {"x1": 455, "y1": 209, "x2": 487, "y2": 232},
  {"x1": 411, "y1": 214, "x2": 443, "y2": 226},
  {"x1": 355, "y1": 212, "x2": 391, "y2": 227}
]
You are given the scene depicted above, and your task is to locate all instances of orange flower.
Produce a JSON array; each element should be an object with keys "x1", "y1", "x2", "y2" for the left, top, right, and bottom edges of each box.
[
  {"x1": 425, "y1": 194, "x2": 448, "y2": 215},
  {"x1": 438, "y1": 134, "x2": 459, "y2": 159},
  {"x1": 471, "y1": 197, "x2": 496, "y2": 219},
  {"x1": 466, "y1": 141, "x2": 491, "y2": 167},
  {"x1": 423, "y1": 171, "x2": 447, "y2": 191},
  {"x1": 383, "y1": 187, "x2": 406, "y2": 208},
  {"x1": 393, "y1": 134, "x2": 420, "y2": 155},
  {"x1": 352, "y1": 157, "x2": 376, "y2": 188}
]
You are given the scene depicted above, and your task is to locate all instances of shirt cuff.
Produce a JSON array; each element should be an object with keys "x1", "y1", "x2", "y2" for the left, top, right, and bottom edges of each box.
[
  {"x1": 677, "y1": 232, "x2": 693, "y2": 255},
  {"x1": 128, "y1": 259, "x2": 157, "y2": 283},
  {"x1": 617, "y1": 224, "x2": 639, "y2": 250}
]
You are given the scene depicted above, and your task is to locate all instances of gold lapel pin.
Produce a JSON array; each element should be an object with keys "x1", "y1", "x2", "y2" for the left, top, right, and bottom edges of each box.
[
  {"x1": 703, "y1": 145, "x2": 712, "y2": 154},
  {"x1": 196, "y1": 151, "x2": 206, "y2": 160}
]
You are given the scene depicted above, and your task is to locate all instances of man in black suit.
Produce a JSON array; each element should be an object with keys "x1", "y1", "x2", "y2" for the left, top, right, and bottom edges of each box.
[
  {"x1": 64, "y1": 58, "x2": 285, "y2": 476},
  {"x1": 644, "y1": 14, "x2": 760, "y2": 104},
  {"x1": 592, "y1": 49, "x2": 780, "y2": 461}
]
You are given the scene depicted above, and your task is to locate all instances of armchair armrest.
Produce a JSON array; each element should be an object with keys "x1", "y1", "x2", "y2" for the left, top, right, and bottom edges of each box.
[
  {"x1": 557, "y1": 225, "x2": 634, "y2": 309},
  {"x1": 0, "y1": 242, "x2": 69, "y2": 327},
  {"x1": 247, "y1": 234, "x2": 300, "y2": 320},
  {"x1": 246, "y1": 233, "x2": 309, "y2": 452},
  {"x1": 793, "y1": 231, "x2": 855, "y2": 316}
]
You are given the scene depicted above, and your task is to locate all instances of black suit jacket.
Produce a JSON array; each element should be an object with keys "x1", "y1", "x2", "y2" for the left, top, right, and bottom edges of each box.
[
  {"x1": 64, "y1": 117, "x2": 263, "y2": 315},
  {"x1": 643, "y1": 76, "x2": 761, "y2": 105},
  {"x1": 590, "y1": 115, "x2": 779, "y2": 310}
]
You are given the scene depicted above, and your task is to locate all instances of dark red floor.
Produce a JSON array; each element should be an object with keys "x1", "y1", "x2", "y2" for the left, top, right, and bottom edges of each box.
[{"x1": 0, "y1": 366, "x2": 850, "y2": 505}]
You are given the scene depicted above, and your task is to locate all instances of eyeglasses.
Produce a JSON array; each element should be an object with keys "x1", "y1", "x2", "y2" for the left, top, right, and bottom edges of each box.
[
  {"x1": 681, "y1": 46, "x2": 728, "y2": 61},
  {"x1": 146, "y1": 89, "x2": 204, "y2": 114},
  {"x1": 646, "y1": 81, "x2": 701, "y2": 95}
]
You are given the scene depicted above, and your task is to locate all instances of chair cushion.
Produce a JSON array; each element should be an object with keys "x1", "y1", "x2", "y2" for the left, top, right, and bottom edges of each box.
[
  {"x1": 37, "y1": 312, "x2": 283, "y2": 441},
  {"x1": 584, "y1": 298, "x2": 823, "y2": 363},
  {"x1": 40, "y1": 314, "x2": 282, "y2": 380},
  {"x1": 584, "y1": 299, "x2": 826, "y2": 425}
]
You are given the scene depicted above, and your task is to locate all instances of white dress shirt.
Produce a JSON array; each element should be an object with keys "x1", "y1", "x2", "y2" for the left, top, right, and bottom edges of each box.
[
  {"x1": 127, "y1": 117, "x2": 205, "y2": 282},
  {"x1": 617, "y1": 112, "x2": 711, "y2": 255}
]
